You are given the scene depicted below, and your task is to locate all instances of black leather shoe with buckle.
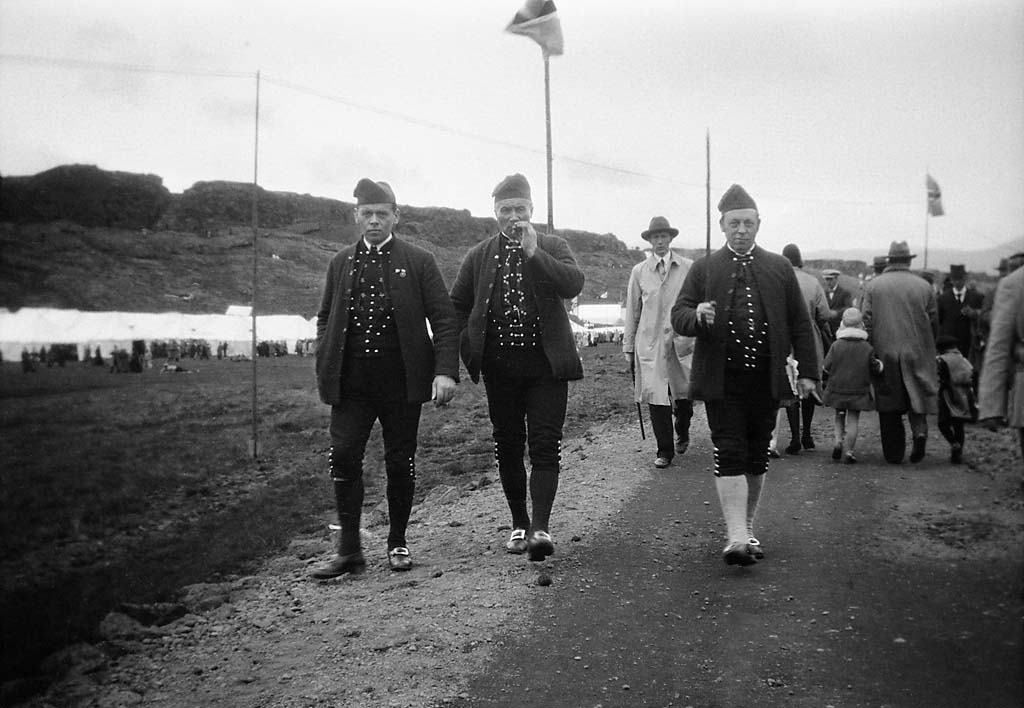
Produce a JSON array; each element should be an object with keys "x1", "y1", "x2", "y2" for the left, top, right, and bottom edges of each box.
[{"x1": 309, "y1": 551, "x2": 366, "y2": 579}]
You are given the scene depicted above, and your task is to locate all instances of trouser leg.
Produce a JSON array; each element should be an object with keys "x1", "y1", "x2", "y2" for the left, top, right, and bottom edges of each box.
[
  {"x1": 785, "y1": 402, "x2": 801, "y2": 452},
  {"x1": 648, "y1": 404, "x2": 675, "y2": 460},
  {"x1": 485, "y1": 374, "x2": 530, "y2": 531},
  {"x1": 801, "y1": 397, "x2": 816, "y2": 446},
  {"x1": 674, "y1": 399, "x2": 693, "y2": 449},
  {"x1": 878, "y1": 410, "x2": 906, "y2": 463}
]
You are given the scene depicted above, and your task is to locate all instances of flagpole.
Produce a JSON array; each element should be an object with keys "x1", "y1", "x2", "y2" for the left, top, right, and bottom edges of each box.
[
  {"x1": 249, "y1": 70, "x2": 261, "y2": 460},
  {"x1": 705, "y1": 129, "x2": 711, "y2": 259},
  {"x1": 924, "y1": 211, "x2": 929, "y2": 271},
  {"x1": 543, "y1": 49, "x2": 554, "y2": 232}
]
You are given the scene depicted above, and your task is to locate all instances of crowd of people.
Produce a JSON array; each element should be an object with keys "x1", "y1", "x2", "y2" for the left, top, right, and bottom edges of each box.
[{"x1": 302, "y1": 174, "x2": 1023, "y2": 576}]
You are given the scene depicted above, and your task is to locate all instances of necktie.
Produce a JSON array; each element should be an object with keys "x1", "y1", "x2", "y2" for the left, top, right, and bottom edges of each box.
[{"x1": 656, "y1": 259, "x2": 665, "y2": 276}]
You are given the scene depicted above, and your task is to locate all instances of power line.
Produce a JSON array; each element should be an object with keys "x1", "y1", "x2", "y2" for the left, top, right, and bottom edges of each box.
[
  {"x1": 0, "y1": 52, "x2": 949, "y2": 211},
  {"x1": 0, "y1": 52, "x2": 252, "y2": 80}
]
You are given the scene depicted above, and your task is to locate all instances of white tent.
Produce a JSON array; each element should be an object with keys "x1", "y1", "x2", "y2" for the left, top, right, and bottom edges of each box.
[{"x1": 0, "y1": 308, "x2": 315, "y2": 361}]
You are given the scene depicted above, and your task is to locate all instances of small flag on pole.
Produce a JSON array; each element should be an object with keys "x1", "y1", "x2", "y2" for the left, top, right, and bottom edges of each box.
[
  {"x1": 506, "y1": 0, "x2": 564, "y2": 55},
  {"x1": 926, "y1": 174, "x2": 944, "y2": 217}
]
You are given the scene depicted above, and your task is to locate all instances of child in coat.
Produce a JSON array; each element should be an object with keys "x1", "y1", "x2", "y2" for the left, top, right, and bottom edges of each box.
[
  {"x1": 936, "y1": 334, "x2": 976, "y2": 464},
  {"x1": 822, "y1": 308, "x2": 883, "y2": 464}
]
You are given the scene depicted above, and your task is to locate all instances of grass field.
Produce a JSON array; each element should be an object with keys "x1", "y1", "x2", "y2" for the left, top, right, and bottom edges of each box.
[{"x1": 0, "y1": 346, "x2": 632, "y2": 683}]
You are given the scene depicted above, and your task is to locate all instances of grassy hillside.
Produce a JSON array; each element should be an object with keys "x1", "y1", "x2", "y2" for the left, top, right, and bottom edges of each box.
[
  {"x1": 0, "y1": 218, "x2": 648, "y2": 316},
  {"x1": 0, "y1": 166, "x2": 654, "y2": 313}
]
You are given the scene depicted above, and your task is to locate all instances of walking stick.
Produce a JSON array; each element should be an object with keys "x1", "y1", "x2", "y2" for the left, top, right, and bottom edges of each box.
[{"x1": 630, "y1": 358, "x2": 646, "y2": 440}]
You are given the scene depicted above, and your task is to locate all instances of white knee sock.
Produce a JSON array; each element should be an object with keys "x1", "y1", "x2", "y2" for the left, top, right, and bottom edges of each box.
[
  {"x1": 746, "y1": 473, "x2": 765, "y2": 538},
  {"x1": 715, "y1": 475, "x2": 749, "y2": 545}
]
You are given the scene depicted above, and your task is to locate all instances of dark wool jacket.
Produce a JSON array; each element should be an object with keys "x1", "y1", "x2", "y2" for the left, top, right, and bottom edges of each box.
[
  {"x1": 450, "y1": 232, "x2": 585, "y2": 383},
  {"x1": 670, "y1": 244, "x2": 819, "y2": 402},
  {"x1": 315, "y1": 237, "x2": 460, "y2": 405}
]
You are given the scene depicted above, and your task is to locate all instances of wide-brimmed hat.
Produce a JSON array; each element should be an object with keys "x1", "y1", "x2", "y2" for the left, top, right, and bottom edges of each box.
[
  {"x1": 887, "y1": 240, "x2": 916, "y2": 260},
  {"x1": 641, "y1": 216, "x2": 678, "y2": 240}
]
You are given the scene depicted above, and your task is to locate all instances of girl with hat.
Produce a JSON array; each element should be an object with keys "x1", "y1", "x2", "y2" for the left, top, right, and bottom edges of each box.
[{"x1": 822, "y1": 308, "x2": 883, "y2": 463}]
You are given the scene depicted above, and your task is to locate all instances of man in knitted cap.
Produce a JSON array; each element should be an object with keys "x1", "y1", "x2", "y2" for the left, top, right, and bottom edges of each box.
[
  {"x1": 310, "y1": 179, "x2": 459, "y2": 578},
  {"x1": 623, "y1": 216, "x2": 695, "y2": 468},
  {"x1": 860, "y1": 240, "x2": 938, "y2": 464},
  {"x1": 671, "y1": 184, "x2": 818, "y2": 566},
  {"x1": 450, "y1": 173, "x2": 584, "y2": 561}
]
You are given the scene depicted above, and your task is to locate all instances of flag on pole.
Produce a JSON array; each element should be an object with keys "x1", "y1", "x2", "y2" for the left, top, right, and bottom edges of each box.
[
  {"x1": 926, "y1": 174, "x2": 944, "y2": 217},
  {"x1": 506, "y1": 0, "x2": 564, "y2": 55}
]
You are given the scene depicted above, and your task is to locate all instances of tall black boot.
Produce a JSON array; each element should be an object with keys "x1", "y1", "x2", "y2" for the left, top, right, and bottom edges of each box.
[{"x1": 310, "y1": 449, "x2": 365, "y2": 579}]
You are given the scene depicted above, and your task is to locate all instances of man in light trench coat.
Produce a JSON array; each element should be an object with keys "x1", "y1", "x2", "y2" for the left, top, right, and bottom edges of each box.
[{"x1": 623, "y1": 216, "x2": 695, "y2": 468}]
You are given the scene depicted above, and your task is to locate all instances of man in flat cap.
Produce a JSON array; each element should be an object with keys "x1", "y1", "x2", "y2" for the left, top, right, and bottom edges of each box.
[
  {"x1": 671, "y1": 184, "x2": 818, "y2": 567},
  {"x1": 623, "y1": 216, "x2": 695, "y2": 468},
  {"x1": 822, "y1": 268, "x2": 857, "y2": 339},
  {"x1": 310, "y1": 179, "x2": 459, "y2": 578},
  {"x1": 450, "y1": 173, "x2": 584, "y2": 561},
  {"x1": 860, "y1": 240, "x2": 938, "y2": 464}
]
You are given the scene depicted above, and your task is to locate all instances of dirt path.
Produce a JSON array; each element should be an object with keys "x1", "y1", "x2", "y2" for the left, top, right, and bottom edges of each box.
[{"x1": 21, "y1": 409, "x2": 1023, "y2": 708}]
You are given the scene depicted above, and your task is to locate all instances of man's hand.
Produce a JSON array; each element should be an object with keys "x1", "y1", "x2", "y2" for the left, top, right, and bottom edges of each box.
[
  {"x1": 431, "y1": 375, "x2": 457, "y2": 407},
  {"x1": 516, "y1": 221, "x2": 538, "y2": 258},
  {"x1": 796, "y1": 377, "x2": 817, "y2": 399},
  {"x1": 979, "y1": 416, "x2": 1004, "y2": 432},
  {"x1": 696, "y1": 300, "x2": 717, "y2": 328}
]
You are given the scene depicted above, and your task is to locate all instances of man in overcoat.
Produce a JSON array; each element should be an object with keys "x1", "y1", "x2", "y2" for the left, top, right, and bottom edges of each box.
[
  {"x1": 978, "y1": 253, "x2": 1024, "y2": 465},
  {"x1": 671, "y1": 184, "x2": 818, "y2": 567},
  {"x1": 623, "y1": 216, "x2": 695, "y2": 468},
  {"x1": 860, "y1": 240, "x2": 938, "y2": 464},
  {"x1": 311, "y1": 179, "x2": 459, "y2": 578},
  {"x1": 450, "y1": 174, "x2": 584, "y2": 562}
]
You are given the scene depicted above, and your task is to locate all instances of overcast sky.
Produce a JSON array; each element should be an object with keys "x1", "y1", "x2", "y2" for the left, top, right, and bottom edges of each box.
[{"x1": 1, "y1": 0, "x2": 1022, "y2": 266}]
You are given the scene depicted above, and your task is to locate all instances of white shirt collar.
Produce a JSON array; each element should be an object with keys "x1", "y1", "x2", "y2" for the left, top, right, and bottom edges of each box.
[{"x1": 362, "y1": 234, "x2": 393, "y2": 251}]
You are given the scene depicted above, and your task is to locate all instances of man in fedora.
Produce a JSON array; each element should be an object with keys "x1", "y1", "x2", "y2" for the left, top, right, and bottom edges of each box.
[
  {"x1": 310, "y1": 178, "x2": 459, "y2": 578},
  {"x1": 450, "y1": 174, "x2": 584, "y2": 562},
  {"x1": 623, "y1": 216, "x2": 695, "y2": 468},
  {"x1": 672, "y1": 184, "x2": 818, "y2": 567},
  {"x1": 860, "y1": 240, "x2": 938, "y2": 464},
  {"x1": 871, "y1": 255, "x2": 888, "y2": 276}
]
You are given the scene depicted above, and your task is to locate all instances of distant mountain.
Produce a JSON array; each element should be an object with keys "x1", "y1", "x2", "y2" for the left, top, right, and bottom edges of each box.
[{"x1": 0, "y1": 165, "x2": 647, "y2": 313}]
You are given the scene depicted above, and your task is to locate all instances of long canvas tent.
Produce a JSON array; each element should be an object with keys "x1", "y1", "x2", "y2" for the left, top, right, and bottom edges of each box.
[{"x1": 0, "y1": 307, "x2": 316, "y2": 361}]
